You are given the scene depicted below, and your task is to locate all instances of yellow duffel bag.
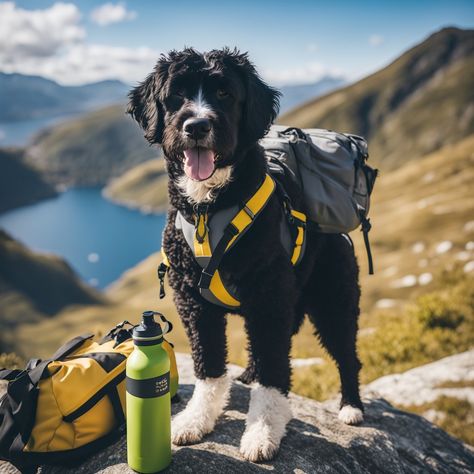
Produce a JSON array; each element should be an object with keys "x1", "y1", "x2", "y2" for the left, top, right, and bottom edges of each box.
[{"x1": 0, "y1": 318, "x2": 178, "y2": 471}]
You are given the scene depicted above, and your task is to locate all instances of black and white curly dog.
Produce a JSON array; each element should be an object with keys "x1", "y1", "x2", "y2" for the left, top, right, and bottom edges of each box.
[{"x1": 128, "y1": 48, "x2": 363, "y2": 462}]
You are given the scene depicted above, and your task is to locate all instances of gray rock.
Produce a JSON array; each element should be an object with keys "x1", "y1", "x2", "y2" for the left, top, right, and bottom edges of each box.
[
  {"x1": 364, "y1": 350, "x2": 474, "y2": 406},
  {"x1": 1, "y1": 354, "x2": 473, "y2": 473}
]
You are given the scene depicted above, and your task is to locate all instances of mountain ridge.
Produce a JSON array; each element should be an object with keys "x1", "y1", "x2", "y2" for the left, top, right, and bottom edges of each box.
[
  {"x1": 0, "y1": 72, "x2": 129, "y2": 122},
  {"x1": 24, "y1": 105, "x2": 161, "y2": 186},
  {"x1": 0, "y1": 148, "x2": 57, "y2": 213},
  {"x1": 279, "y1": 27, "x2": 474, "y2": 169}
]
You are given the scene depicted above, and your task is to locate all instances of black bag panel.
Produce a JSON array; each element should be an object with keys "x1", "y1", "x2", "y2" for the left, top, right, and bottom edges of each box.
[
  {"x1": 64, "y1": 352, "x2": 127, "y2": 373},
  {"x1": 0, "y1": 373, "x2": 40, "y2": 468},
  {"x1": 6, "y1": 425, "x2": 124, "y2": 471}
]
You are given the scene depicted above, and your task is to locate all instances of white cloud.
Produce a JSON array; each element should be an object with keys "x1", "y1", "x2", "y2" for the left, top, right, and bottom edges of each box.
[
  {"x1": 369, "y1": 34, "x2": 384, "y2": 47},
  {"x1": 262, "y1": 62, "x2": 345, "y2": 86},
  {"x1": 2, "y1": 43, "x2": 158, "y2": 85},
  {"x1": 0, "y1": 2, "x2": 156, "y2": 84},
  {"x1": 0, "y1": 2, "x2": 85, "y2": 62},
  {"x1": 90, "y1": 2, "x2": 137, "y2": 26}
]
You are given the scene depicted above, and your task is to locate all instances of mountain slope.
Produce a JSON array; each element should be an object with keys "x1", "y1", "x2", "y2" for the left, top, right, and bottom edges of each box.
[
  {"x1": 0, "y1": 148, "x2": 57, "y2": 213},
  {"x1": 280, "y1": 27, "x2": 474, "y2": 170},
  {"x1": 0, "y1": 231, "x2": 103, "y2": 351},
  {"x1": 25, "y1": 105, "x2": 161, "y2": 186},
  {"x1": 0, "y1": 72, "x2": 129, "y2": 122},
  {"x1": 103, "y1": 159, "x2": 169, "y2": 213},
  {"x1": 352, "y1": 134, "x2": 474, "y2": 308}
]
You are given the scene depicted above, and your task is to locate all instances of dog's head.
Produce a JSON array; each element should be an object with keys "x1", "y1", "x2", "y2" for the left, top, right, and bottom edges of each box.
[{"x1": 128, "y1": 48, "x2": 280, "y2": 197}]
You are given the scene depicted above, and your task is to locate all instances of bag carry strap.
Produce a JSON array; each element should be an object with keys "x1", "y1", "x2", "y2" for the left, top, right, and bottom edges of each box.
[
  {"x1": 51, "y1": 333, "x2": 94, "y2": 360},
  {"x1": 1, "y1": 335, "x2": 94, "y2": 384},
  {"x1": 0, "y1": 359, "x2": 50, "y2": 384},
  {"x1": 0, "y1": 369, "x2": 23, "y2": 381}
]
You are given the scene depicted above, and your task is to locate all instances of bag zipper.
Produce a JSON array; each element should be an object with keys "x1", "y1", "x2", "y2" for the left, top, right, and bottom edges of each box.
[{"x1": 62, "y1": 370, "x2": 125, "y2": 422}]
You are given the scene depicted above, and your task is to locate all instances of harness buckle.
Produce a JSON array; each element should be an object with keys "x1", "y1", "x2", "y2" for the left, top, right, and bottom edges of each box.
[
  {"x1": 194, "y1": 204, "x2": 209, "y2": 244},
  {"x1": 157, "y1": 262, "x2": 168, "y2": 299},
  {"x1": 199, "y1": 271, "x2": 213, "y2": 289},
  {"x1": 242, "y1": 204, "x2": 255, "y2": 220}
]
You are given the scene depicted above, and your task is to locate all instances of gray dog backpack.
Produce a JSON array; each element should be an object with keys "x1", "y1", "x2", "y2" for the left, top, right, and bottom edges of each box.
[{"x1": 262, "y1": 125, "x2": 378, "y2": 274}]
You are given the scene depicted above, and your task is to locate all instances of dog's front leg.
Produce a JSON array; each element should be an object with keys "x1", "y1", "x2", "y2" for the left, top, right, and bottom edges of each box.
[
  {"x1": 171, "y1": 291, "x2": 230, "y2": 445},
  {"x1": 238, "y1": 265, "x2": 295, "y2": 462}
]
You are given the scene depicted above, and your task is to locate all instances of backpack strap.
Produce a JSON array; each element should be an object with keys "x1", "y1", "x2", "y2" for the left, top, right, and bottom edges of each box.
[{"x1": 360, "y1": 214, "x2": 374, "y2": 275}]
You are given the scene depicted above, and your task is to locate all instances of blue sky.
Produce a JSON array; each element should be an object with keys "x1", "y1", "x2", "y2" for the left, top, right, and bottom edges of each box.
[{"x1": 2, "y1": 1, "x2": 473, "y2": 85}]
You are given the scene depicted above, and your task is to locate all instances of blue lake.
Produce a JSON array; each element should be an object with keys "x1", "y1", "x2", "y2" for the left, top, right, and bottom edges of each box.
[
  {"x1": 0, "y1": 113, "x2": 81, "y2": 146},
  {"x1": 0, "y1": 188, "x2": 166, "y2": 289}
]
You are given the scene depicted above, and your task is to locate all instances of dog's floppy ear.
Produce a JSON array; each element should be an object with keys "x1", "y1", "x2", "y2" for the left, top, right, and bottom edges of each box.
[
  {"x1": 234, "y1": 53, "x2": 280, "y2": 147},
  {"x1": 127, "y1": 58, "x2": 170, "y2": 144}
]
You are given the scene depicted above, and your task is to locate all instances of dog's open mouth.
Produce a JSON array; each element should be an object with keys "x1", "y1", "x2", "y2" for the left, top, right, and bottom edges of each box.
[{"x1": 183, "y1": 147, "x2": 216, "y2": 181}]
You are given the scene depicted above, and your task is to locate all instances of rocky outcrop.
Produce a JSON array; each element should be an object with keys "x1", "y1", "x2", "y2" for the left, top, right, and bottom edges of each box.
[
  {"x1": 1, "y1": 354, "x2": 473, "y2": 473},
  {"x1": 364, "y1": 350, "x2": 474, "y2": 406}
]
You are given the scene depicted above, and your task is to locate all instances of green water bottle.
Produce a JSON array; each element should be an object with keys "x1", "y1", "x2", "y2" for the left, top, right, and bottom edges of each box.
[{"x1": 126, "y1": 311, "x2": 172, "y2": 473}]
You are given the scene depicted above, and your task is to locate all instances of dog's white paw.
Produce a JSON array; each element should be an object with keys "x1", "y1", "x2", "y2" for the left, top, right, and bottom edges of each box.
[
  {"x1": 240, "y1": 384, "x2": 292, "y2": 462},
  {"x1": 172, "y1": 406, "x2": 211, "y2": 445},
  {"x1": 171, "y1": 375, "x2": 230, "y2": 446},
  {"x1": 240, "y1": 419, "x2": 280, "y2": 462},
  {"x1": 338, "y1": 405, "x2": 364, "y2": 425}
]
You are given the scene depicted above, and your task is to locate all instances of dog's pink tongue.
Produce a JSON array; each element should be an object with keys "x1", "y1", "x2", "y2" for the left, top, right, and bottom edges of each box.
[{"x1": 183, "y1": 148, "x2": 215, "y2": 181}]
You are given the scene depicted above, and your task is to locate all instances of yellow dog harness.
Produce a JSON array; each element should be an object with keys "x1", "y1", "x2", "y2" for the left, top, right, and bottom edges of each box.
[{"x1": 159, "y1": 173, "x2": 306, "y2": 309}]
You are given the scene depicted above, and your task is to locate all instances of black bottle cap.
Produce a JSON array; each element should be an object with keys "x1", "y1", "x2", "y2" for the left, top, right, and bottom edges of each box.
[{"x1": 132, "y1": 311, "x2": 163, "y2": 341}]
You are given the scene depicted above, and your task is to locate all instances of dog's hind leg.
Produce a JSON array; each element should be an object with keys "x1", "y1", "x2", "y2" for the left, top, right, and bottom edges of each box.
[
  {"x1": 171, "y1": 291, "x2": 230, "y2": 445},
  {"x1": 305, "y1": 234, "x2": 364, "y2": 425},
  {"x1": 238, "y1": 259, "x2": 296, "y2": 462},
  {"x1": 236, "y1": 353, "x2": 256, "y2": 385}
]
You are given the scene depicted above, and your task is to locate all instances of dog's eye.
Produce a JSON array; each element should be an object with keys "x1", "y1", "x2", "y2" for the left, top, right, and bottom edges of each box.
[{"x1": 216, "y1": 89, "x2": 229, "y2": 99}]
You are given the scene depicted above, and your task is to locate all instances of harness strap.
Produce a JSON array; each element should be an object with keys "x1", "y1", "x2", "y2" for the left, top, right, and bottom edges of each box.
[
  {"x1": 198, "y1": 223, "x2": 238, "y2": 290},
  {"x1": 223, "y1": 173, "x2": 276, "y2": 251},
  {"x1": 272, "y1": 176, "x2": 307, "y2": 266},
  {"x1": 289, "y1": 209, "x2": 306, "y2": 265},
  {"x1": 196, "y1": 174, "x2": 276, "y2": 293},
  {"x1": 161, "y1": 173, "x2": 306, "y2": 309}
]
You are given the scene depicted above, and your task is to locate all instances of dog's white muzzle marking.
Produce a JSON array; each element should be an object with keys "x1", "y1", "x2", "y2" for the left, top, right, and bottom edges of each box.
[
  {"x1": 240, "y1": 384, "x2": 292, "y2": 462},
  {"x1": 171, "y1": 374, "x2": 230, "y2": 445}
]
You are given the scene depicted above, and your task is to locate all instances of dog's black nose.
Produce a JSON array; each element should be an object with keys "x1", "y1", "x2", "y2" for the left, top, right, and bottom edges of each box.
[{"x1": 183, "y1": 118, "x2": 211, "y2": 140}]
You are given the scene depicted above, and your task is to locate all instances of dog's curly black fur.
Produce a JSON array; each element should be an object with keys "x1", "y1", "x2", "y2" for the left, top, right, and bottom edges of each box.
[{"x1": 128, "y1": 48, "x2": 363, "y2": 411}]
